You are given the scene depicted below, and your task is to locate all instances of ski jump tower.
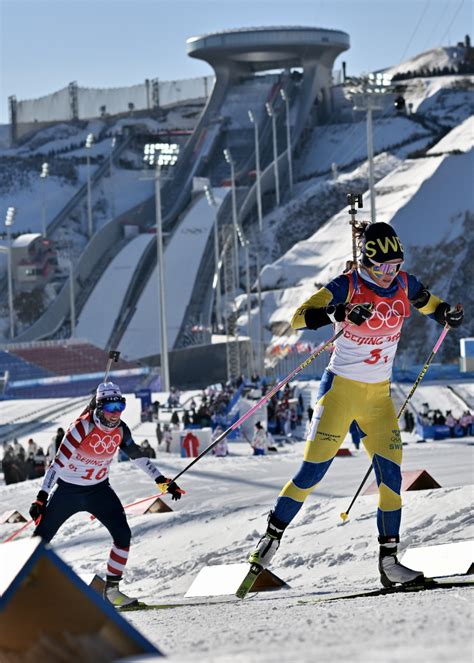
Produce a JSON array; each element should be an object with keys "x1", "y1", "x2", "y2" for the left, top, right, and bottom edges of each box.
[
  {"x1": 187, "y1": 25, "x2": 350, "y2": 120},
  {"x1": 186, "y1": 27, "x2": 349, "y2": 379}
]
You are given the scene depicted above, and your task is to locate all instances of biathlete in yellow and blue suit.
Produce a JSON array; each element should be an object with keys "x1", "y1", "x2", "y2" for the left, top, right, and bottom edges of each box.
[{"x1": 249, "y1": 222, "x2": 464, "y2": 587}]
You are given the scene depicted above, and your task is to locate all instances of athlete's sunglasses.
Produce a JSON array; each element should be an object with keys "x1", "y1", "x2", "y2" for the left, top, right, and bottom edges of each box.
[
  {"x1": 102, "y1": 401, "x2": 126, "y2": 413},
  {"x1": 368, "y1": 259, "x2": 403, "y2": 277}
]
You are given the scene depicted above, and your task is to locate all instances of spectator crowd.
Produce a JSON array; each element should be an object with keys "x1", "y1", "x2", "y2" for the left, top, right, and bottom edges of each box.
[{"x1": 417, "y1": 402, "x2": 473, "y2": 437}]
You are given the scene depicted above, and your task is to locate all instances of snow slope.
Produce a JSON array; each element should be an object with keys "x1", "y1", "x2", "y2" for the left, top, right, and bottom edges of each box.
[
  {"x1": 75, "y1": 233, "x2": 154, "y2": 348},
  {"x1": 0, "y1": 383, "x2": 473, "y2": 662},
  {"x1": 118, "y1": 189, "x2": 227, "y2": 360},
  {"x1": 255, "y1": 147, "x2": 473, "y2": 362},
  {"x1": 427, "y1": 115, "x2": 474, "y2": 154},
  {"x1": 298, "y1": 116, "x2": 430, "y2": 177}
]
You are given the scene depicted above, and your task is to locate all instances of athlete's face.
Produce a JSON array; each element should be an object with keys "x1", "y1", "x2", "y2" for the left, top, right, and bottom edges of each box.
[
  {"x1": 364, "y1": 259, "x2": 403, "y2": 287},
  {"x1": 100, "y1": 401, "x2": 125, "y2": 427},
  {"x1": 102, "y1": 409, "x2": 121, "y2": 426}
]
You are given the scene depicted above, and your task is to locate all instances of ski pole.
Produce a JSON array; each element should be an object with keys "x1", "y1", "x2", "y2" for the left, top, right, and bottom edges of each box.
[
  {"x1": 89, "y1": 491, "x2": 167, "y2": 521},
  {"x1": 2, "y1": 518, "x2": 34, "y2": 544},
  {"x1": 89, "y1": 486, "x2": 189, "y2": 520},
  {"x1": 396, "y1": 323, "x2": 451, "y2": 418},
  {"x1": 340, "y1": 321, "x2": 452, "y2": 523},
  {"x1": 170, "y1": 327, "x2": 346, "y2": 485}
]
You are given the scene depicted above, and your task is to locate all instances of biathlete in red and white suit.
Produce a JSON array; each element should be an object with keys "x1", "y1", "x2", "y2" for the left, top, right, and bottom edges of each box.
[
  {"x1": 29, "y1": 382, "x2": 184, "y2": 607},
  {"x1": 248, "y1": 222, "x2": 464, "y2": 587}
]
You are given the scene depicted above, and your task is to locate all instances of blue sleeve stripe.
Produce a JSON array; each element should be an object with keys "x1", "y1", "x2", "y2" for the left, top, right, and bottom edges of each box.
[{"x1": 325, "y1": 275, "x2": 350, "y2": 304}]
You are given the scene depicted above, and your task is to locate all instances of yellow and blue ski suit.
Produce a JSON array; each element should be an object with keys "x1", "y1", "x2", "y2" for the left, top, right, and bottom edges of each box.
[{"x1": 272, "y1": 269, "x2": 445, "y2": 539}]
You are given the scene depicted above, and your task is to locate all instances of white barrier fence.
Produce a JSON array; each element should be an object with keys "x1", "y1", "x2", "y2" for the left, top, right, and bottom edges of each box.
[{"x1": 15, "y1": 76, "x2": 214, "y2": 124}]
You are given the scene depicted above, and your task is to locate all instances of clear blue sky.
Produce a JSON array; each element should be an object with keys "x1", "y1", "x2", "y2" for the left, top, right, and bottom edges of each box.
[{"x1": 0, "y1": 0, "x2": 471, "y2": 123}]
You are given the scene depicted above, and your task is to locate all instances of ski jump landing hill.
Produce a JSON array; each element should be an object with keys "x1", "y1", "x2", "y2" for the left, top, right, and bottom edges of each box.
[{"x1": 12, "y1": 26, "x2": 349, "y2": 374}]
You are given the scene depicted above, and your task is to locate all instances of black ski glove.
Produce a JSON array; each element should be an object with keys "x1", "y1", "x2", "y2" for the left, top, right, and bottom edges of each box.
[
  {"x1": 29, "y1": 490, "x2": 48, "y2": 523},
  {"x1": 305, "y1": 302, "x2": 373, "y2": 329},
  {"x1": 155, "y1": 475, "x2": 184, "y2": 501},
  {"x1": 345, "y1": 303, "x2": 373, "y2": 326},
  {"x1": 434, "y1": 303, "x2": 463, "y2": 328},
  {"x1": 325, "y1": 304, "x2": 347, "y2": 323}
]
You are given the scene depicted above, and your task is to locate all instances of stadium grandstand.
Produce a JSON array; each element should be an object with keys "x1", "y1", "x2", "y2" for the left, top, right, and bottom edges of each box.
[{"x1": 0, "y1": 340, "x2": 149, "y2": 399}]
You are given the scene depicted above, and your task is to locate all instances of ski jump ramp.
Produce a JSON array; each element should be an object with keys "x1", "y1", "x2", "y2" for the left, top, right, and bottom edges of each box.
[
  {"x1": 75, "y1": 233, "x2": 154, "y2": 349},
  {"x1": 118, "y1": 190, "x2": 226, "y2": 361}
]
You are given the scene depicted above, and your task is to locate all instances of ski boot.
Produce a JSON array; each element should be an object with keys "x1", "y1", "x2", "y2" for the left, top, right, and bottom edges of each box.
[
  {"x1": 103, "y1": 576, "x2": 138, "y2": 608},
  {"x1": 248, "y1": 512, "x2": 287, "y2": 568},
  {"x1": 378, "y1": 537, "x2": 424, "y2": 588},
  {"x1": 237, "y1": 513, "x2": 288, "y2": 599}
]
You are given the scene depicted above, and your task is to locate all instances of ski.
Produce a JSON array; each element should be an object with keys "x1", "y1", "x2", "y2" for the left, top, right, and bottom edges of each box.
[
  {"x1": 119, "y1": 601, "x2": 184, "y2": 612},
  {"x1": 297, "y1": 578, "x2": 474, "y2": 605},
  {"x1": 235, "y1": 563, "x2": 264, "y2": 599},
  {"x1": 117, "y1": 578, "x2": 474, "y2": 612}
]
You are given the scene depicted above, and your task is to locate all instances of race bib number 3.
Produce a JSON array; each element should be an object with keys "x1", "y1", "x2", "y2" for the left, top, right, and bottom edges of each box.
[{"x1": 364, "y1": 349, "x2": 389, "y2": 365}]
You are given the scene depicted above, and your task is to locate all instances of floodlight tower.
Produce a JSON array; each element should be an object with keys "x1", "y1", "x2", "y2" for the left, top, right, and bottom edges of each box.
[
  {"x1": 109, "y1": 136, "x2": 117, "y2": 220},
  {"x1": 40, "y1": 162, "x2": 49, "y2": 238},
  {"x1": 280, "y1": 89, "x2": 293, "y2": 198},
  {"x1": 265, "y1": 101, "x2": 280, "y2": 206},
  {"x1": 248, "y1": 109, "x2": 265, "y2": 376},
  {"x1": 143, "y1": 142, "x2": 180, "y2": 392},
  {"x1": 204, "y1": 185, "x2": 223, "y2": 331},
  {"x1": 85, "y1": 133, "x2": 94, "y2": 237},
  {"x1": 5, "y1": 206, "x2": 16, "y2": 339},
  {"x1": 248, "y1": 110, "x2": 263, "y2": 230},
  {"x1": 347, "y1": 73, "x2": 391, "y2": 223},
  {"x1": 223, "y1": 148, "x2": 240, "y2": 288}
]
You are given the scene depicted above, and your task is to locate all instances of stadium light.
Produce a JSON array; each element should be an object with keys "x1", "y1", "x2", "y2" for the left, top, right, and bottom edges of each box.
[
  {"x1": 280, "y1": 89, "x2": 293, "y2": 197},
  {"x1": 204, "y1": 185, "x2": 222, "y2": 331},
  {"x1": 109, "y1": 137, "x2": 116, "y2": 219},
  {"x1": 143, "y1": 142, "x2": 180, "y2": 393},
  {"x1": 265, "y1": 102, "x2": 280, "y2": 206},
  {"x1": 5, "y1": 206, "x2": 16, "y2": 338},
  {"x1": 248, "y1": 110, "x2": 266, "y2": 376},
  {"x1": 85, "y1": 133, "x2": 94, "y2": 238},
  {"x1": 223, "y1": 148, "x2": 240, "y2": 287},
  {"x1": 68, "y1": 256, "x2": 76, "y2": 338},
  {"x1": 40, "y1": 162, "x2": 49, "y2": 238},
  {"x1": 143, "y1": 142, "x2": 179, "y2": 168},
  {"x1": 346, "y1": 75, "x2": 391, "y2": 223},
  {"x1": 248, "y1": 110, "x2": 263, "y2": 231}
]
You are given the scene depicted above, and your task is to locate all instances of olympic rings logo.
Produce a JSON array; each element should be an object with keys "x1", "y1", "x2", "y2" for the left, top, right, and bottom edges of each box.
[
  {"x1": 89, "y1": 433, "x2": 121, "y2": 455},
  {"x1": 366, "y1": 300, "x2": 406, "y2": 331}
]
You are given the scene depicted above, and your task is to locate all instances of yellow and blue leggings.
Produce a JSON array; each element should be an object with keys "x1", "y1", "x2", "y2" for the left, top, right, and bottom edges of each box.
[{"x1": 273, "y1": 370, "x2": 403, "y2": 538}]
